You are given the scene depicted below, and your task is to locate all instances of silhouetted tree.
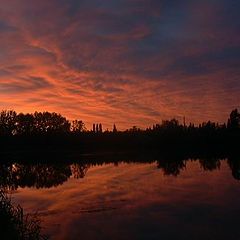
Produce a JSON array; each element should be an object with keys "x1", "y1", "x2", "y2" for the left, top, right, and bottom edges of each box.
[
  {"x1": 227, "y1": 109, "x2": 240, "y2": 129},
  {"x1": 0, "y1": 110, "x2": 17, "y2": 136},
  {"x1": 99, "y1": 123, "x2": 103, "y2": 133},
  {"x1": 161, "y1": 119, "x2": 179, "y2": 129},
  {"x1": 33, "y1": 112, "x2": 70, "y2": 134},
  {"x1": 200, "y1": 121, "x2": 216, "y2": 129},
  {"x1": 113, "y1": 124, "x2": 117, "y2": 133},
  {"x1": 128, "y1": 126, "x2": 140, "y2": 132},
  {"x1": 71, "y1": 120, "x2": 85, "y2": 133},
  {"x1": 15, "y1": 113, "x2": 35, "y2": 135}
]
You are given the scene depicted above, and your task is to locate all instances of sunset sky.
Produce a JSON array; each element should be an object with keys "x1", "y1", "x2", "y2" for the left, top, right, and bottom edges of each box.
[{"x1": 0, "y1": 0, "x2": 239, "y2": 129}]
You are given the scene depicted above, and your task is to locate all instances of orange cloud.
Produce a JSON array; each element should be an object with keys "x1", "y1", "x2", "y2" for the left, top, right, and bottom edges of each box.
[{"x1": 0, "y1": 0, "x2": 239, "y2": 129}]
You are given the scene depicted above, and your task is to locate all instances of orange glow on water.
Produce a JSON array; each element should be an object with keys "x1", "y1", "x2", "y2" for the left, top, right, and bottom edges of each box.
[{"x1": 11, "y1": 160, "x2": 240, "y2": 239}]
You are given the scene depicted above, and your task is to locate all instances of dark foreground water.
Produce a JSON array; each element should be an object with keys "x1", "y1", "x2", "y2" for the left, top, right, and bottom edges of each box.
[{"x1": 2, "y1": 158, "x2": 240, "y2": 240}]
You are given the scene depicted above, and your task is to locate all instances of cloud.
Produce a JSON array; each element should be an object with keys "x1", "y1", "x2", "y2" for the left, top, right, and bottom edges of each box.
[
  {"x1": 0, "y1": 76, "x2": 52, "y2": 93},
  {"x1": 0, "y1": 20, "x2": 16, "y2": 32},
  {"x1": 0, "y1": 0, "x2": 239, "y2": 129}
]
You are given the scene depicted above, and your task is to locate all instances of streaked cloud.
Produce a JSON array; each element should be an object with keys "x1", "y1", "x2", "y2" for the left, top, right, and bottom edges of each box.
[{"x1": 0, "y1": 0, "x2": 239, "y2": 129}]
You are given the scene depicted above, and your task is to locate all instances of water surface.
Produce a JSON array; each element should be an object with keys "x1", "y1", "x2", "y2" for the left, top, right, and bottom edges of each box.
[{"x1": 2, "y1": 158, "x2": 240, "y2": 239}]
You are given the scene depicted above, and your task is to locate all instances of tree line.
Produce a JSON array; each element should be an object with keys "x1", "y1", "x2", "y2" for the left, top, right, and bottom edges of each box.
[
  {"x1": 0, "y1": 108, "x2": 239, "y2": 157},
  {"x1": 0, "y1": 109, "x2": 239, "y2": 136}
]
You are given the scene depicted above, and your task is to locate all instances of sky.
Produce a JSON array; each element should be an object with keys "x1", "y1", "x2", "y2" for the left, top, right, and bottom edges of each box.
[{"x1": 0, "y1": 0, "x2": 239, "y2": 130}]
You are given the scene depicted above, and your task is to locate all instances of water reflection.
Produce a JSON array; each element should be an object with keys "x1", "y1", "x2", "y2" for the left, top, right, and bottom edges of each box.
[
  {"x1": 0, "y1": 161, "x2": 92, "y2": 191},
  {"x1": 0, "y1": 156, "x2": 240, "y2": 191},
  {"x1": 199, "y1": 157, "x2": 221, "y2": 171},
  {"x1": 156, "y1": 157, "x2": 186, "y2": 176},
  {"x1": 228, "y1": 156, "x2": 240, "y2": 180},
  {"x1": 1, "y1": 155, "x2": 239, "y2": 240}
]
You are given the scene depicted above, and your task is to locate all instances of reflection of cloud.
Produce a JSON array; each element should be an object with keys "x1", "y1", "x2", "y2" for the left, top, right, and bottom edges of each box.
[
  {"x1": 0, "y1": 0, "x2": 239, "y2": 129},
  {"x1": 13, "y1": 161, "x2": 239, "y2": 239}
]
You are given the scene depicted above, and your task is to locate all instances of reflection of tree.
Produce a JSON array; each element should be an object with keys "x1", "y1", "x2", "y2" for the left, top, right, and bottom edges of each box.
[
  {"x1": 156, "y1": 159, "x2": 186, "y2": 176},
  {"x1": 227, "y1": 157, "x2": 240, "y2": 180},
  {"x1": 0, "y1": 163, "x2": 72, "y2": 190},
  {"x1": 1, "y1": 157, "x2": 240, "y2": 191},
  {"x1": 0, "y1": 164, "x2": 18, "y2": 191},
  {"x1": 199, "y1": 158, "x2": 221, "y2": 171},
  {"x1": 15, "y1": 163, "x2": 72, "y2": 189},
  {"x1": 71, "y1": 163, "x2": 89, "y2": 179},
  {"x1": 0, "y1": 162, "x2": 92, "y2": 190}
]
